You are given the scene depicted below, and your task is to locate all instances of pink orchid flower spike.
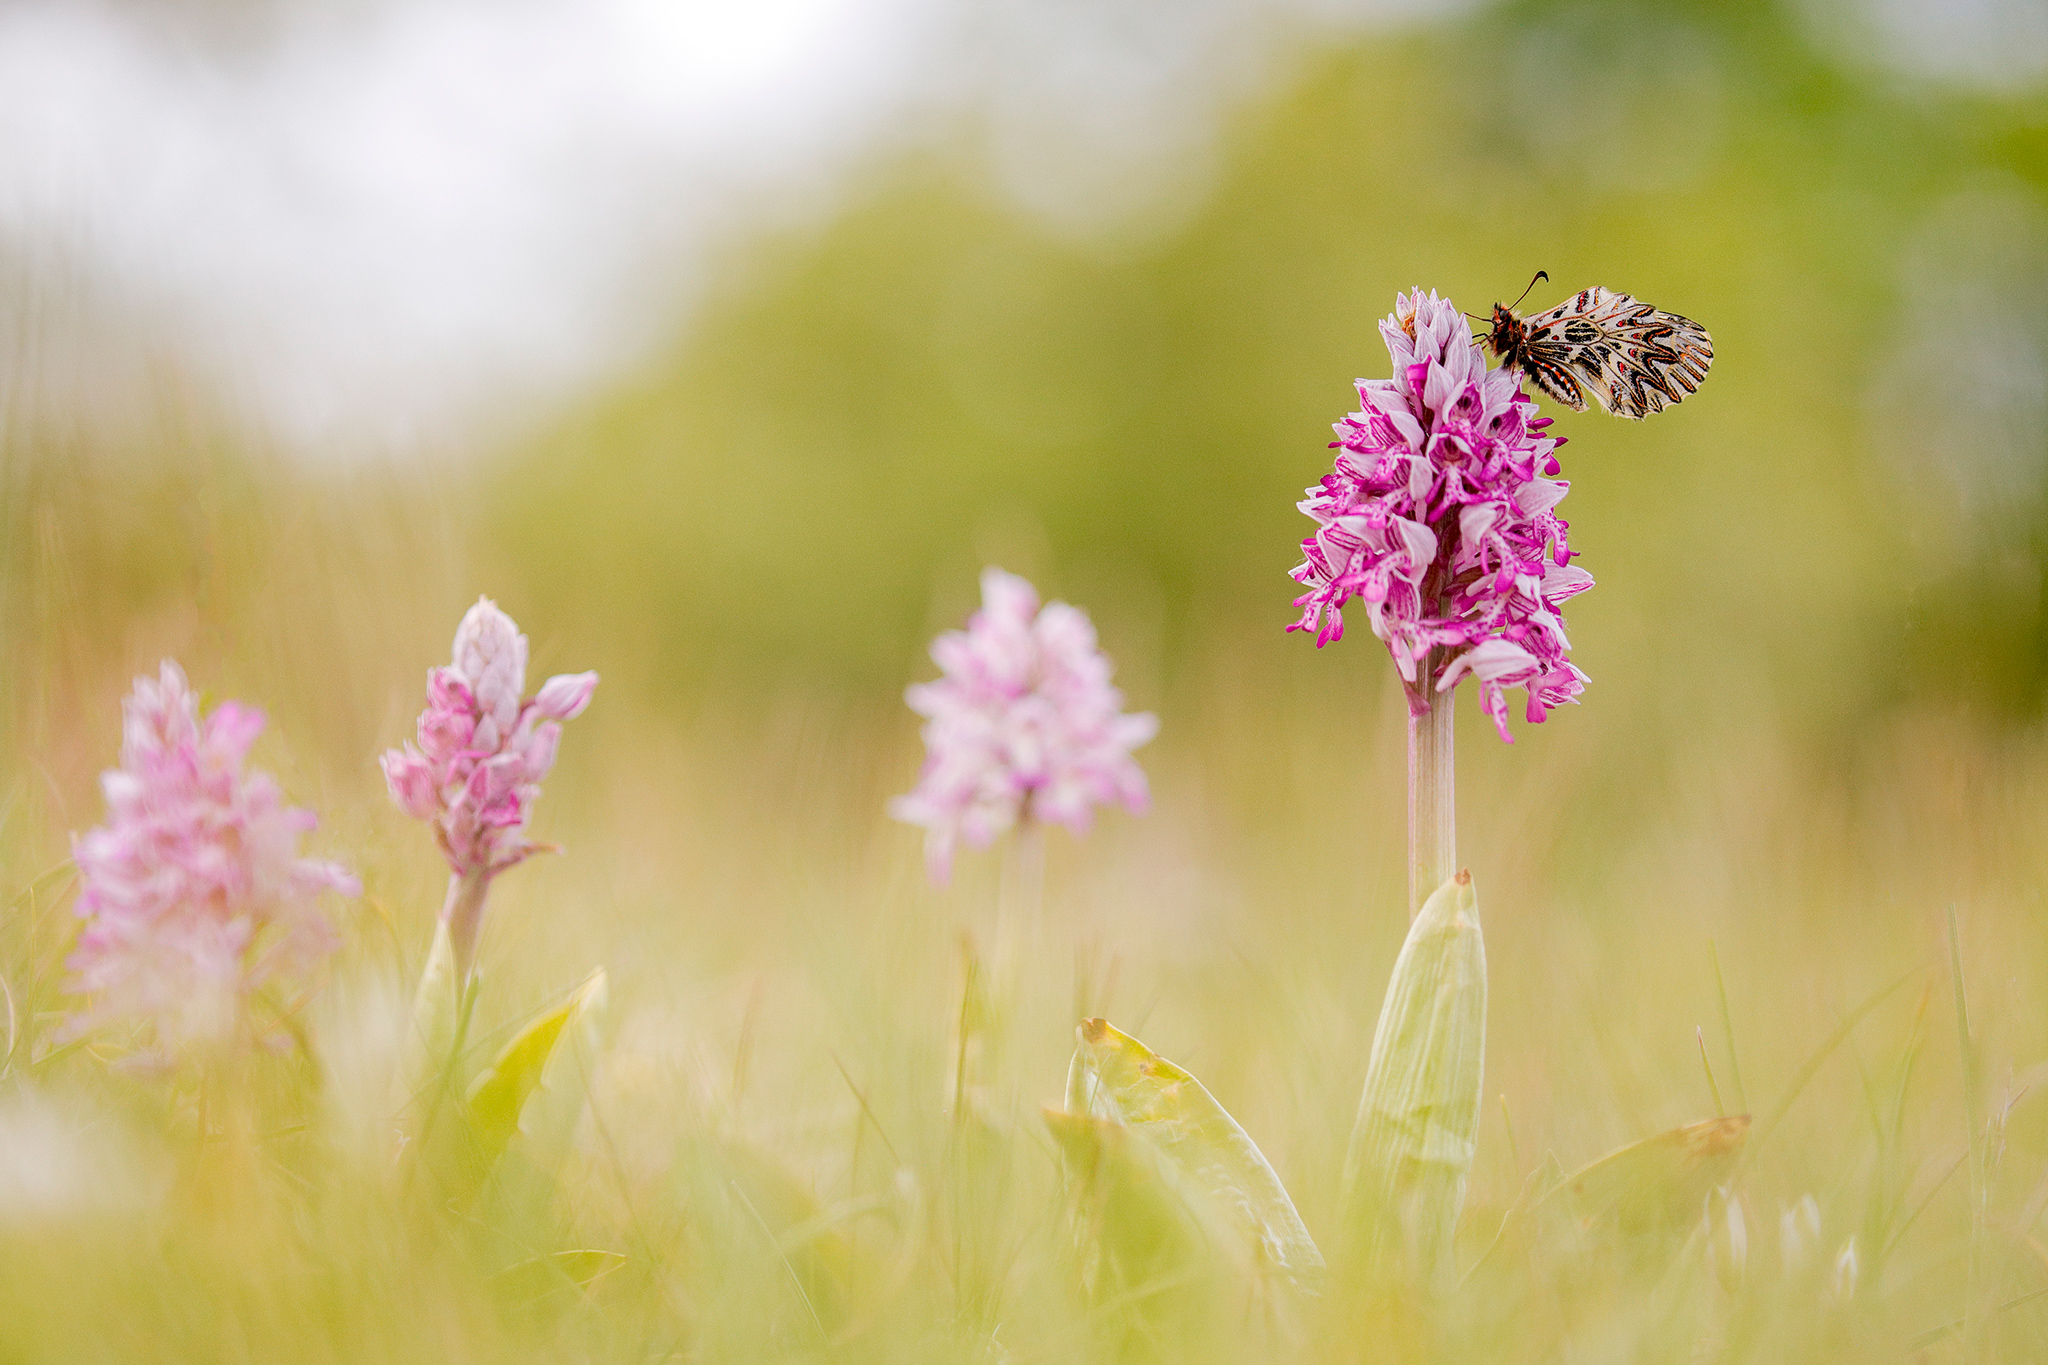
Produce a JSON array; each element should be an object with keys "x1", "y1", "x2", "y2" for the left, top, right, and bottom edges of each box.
[
  {"x1": 381, "y1": 596, "x2": 597, "y2": 984},
  {"x1": 891, "y1": 568, "x2": 1157, "y2": 883},
  {"x1": 66, "y1": 661, "x2": 359, "y2": 1057},
  {"x1": 1287, "y1": 288, "x2": 1593, "y2": 741}
]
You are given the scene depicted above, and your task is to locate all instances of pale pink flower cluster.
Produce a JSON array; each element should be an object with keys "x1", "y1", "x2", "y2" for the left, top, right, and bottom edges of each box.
[
  {"x1": 67, "y1": 662, "x2": 358, "y2": 1050},
  {"x1": 381, "y1": 597, "x2": 597, "y2": 880},
  {"x1": 891, "y1": 569, "x2": 1157, "y2": 882},
  {"x1": 1288, "y1": 290, "x2": 1595, "y2": 740}
]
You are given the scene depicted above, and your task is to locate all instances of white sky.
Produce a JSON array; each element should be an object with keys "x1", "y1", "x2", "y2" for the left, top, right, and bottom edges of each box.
[{"x1": 0, "y1": 0, "x2": 2036, "y2": 456}]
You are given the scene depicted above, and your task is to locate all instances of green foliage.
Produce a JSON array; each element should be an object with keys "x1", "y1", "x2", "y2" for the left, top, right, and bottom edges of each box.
[
  {"x1": 1050, "y1": 1018, "x2": 1319, "y2": 1359},
  {"x1": 492, "y1": 1248, "x2": 629, "y2": 1299},
  {"x1": 1547, "y1": 1114, "x2": 1750, "y2": 1238},
  {"x1": 470, "y1": 968, "x2": 609, "y2": 1230},
  {"x1": 1062, "y1": 1017, "x2": 1322, "y2": 1284},
  {"x1": 670, "y1": 1133, "x2": 854, "y2": 1352},
  {"x1": 395, "y1": 916, "x2": 464, "y2": 1138},
  {"x1": 1044, "y1": 1108, "x2": 1249, "y2": 1359},
  {"x1": 390, "y1": 937, "x2": 610, "y2": 1253},
  {"x1": 1342, "y1": 871, "x2": 1487, "y2": 1280},
  {"x1": 467, "y1": 969, "x2": 608, "y2": 1167},
  {"x1": 466, "y1": 988, "x2": 581, "y2": 1162}
]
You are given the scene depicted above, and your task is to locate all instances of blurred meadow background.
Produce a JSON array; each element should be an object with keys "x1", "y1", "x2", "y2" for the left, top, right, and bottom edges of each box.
[{"x1": 8, "y1": 0, "x2": 2048, "y2": 1358}]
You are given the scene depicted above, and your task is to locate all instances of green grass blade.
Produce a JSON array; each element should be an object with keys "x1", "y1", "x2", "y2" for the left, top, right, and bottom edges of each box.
[
  {"x1": 492, "y1": 1249, "x2": 628, "y2": 1302},
  {"x1": 1709, "y1": 939, "x2": 1748, "y2": 1115},
  {"x1": 1749, "y1": 966, "x2": 1916, "y2": 1158},
  {"x1": 1341, "y1": 870, "x2": 1486, "y2": 1279},
  {"x1": 1948, "y1": 904, "x2": 1985, "y2": 1362},
  {"x1": 671, "y1": 1133, "x2": 851, "y2": 1346}
]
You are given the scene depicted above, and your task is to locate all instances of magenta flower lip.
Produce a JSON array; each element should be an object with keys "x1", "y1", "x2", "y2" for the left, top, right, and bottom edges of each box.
[
  {"x1": 1288, "y1": 290, "x2": 1593, "y2": 741},
  {"x1": 891, "y1": 568, "x2": 1157, "y2": 883},
  {"x1": 66, "y1": 661, "x2": 357, "y2": 1051},
  {"x1": 381, "y1": 596, "x2": 598, "y2": 881}
]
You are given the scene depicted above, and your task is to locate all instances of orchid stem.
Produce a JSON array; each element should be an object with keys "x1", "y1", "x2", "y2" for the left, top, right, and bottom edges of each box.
[
  {"x1": 442, "y1": 869, "x2": 491, "y2": 990},
  {"x1": 1407, "y1": 654, "x2": 1456, "y2": 921},
  {"x1": 992, "y1": 819, "x2": 1044, "y2": 1004}
]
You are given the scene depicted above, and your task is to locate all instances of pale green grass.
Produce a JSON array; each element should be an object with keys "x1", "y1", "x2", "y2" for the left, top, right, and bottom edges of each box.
[{"x1": 3, "y1": 455, "x2": 2047, "y2": 1364}]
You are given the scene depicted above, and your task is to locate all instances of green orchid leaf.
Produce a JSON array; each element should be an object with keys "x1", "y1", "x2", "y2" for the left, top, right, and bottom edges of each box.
[
  {"x1": 394, "y1": 917, "x2": 465, "y2": 1134},
  {"x1": 1342, "y1": 870, "x2": 1487, "y2": 1279},
  {"x1": 1045, "y1": 1106, "x2": 1244, "y2": 1352},
  {"x1": 1065, "y1": 1017, "x2": 1323, "y2": 1283},
  {"x1": 470, "y1": 968, "x2": 608, "y2": 1191}
]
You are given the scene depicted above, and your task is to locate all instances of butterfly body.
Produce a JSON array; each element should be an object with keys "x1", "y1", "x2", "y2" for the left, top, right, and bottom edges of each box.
[{"x1": 1487, "y1": 286, "x2": 1712, "y2": 419}]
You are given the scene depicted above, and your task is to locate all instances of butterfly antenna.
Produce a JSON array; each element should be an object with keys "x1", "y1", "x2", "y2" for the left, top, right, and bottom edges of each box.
[{"x1": 1507, "y1": 269, "x2": 1549, "y2": 311}]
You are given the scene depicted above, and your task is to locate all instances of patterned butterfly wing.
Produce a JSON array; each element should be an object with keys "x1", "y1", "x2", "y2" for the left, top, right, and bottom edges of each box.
[
  {"x1": 1519, "y1": 345, "x2": 1591, "y2": 413},
  {"x1": 1518, "y1": 287, "x2": 1713, "y2": 419}
]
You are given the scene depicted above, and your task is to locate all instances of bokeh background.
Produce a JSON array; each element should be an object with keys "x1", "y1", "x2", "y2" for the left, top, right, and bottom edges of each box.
[{"x1": 7, "y1": 0, "x2": 2048, "y2": 1358}]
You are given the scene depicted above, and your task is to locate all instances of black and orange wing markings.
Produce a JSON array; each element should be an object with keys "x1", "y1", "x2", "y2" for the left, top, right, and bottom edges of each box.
[{"x1": 1488, "y1": 284, "x2": 1712, "y2": 419}]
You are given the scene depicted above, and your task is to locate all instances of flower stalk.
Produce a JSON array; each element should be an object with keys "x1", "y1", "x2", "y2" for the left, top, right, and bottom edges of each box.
[
  {"x1": 440, "y1": 868, "x2": 493, "y2": 993},
  {"x1": 1407, "y1": 660, "x2": 1455, "y2": 923}
]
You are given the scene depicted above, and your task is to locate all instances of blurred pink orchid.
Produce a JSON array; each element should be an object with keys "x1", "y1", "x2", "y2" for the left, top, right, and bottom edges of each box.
[
  {"x1": 891, "y1": 568, "x2": 1156, "y2": 882},
  {"x1": 66, "y1": 662, "x2": 358, "y2": 1053}
]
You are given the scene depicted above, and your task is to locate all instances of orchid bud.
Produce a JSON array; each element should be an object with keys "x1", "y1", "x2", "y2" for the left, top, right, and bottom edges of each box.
[
  {"x1": 1781, "y1": 1193, "x2": 1821, "y2": 1272},
  {"x1": 1705, "y1": 1185, "x2": 1748, "y2": 1292},
  {"x1": 417, "y1": 695, "x2": 476, "y2": 760},
  {"x1": 380, "y1": 748, "x2": 441, "y2": 820},
  {"x1": 452, "y1": 596, "x2": 528, "y2": 734},
  {"x1": 468, "y1": 752, "x2": 526, "y2": 811},
  {"x1": 532, "y1": 671, "x2": 598, "y2": 721},
  {"x1": 519, "y1": 720, "x2": 563, "y2": 784}
]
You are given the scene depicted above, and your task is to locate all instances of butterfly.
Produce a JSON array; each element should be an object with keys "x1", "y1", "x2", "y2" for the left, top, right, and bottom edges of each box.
[{"x1": 1484, "y1": 271, "x2": 1712, "y2": 419}]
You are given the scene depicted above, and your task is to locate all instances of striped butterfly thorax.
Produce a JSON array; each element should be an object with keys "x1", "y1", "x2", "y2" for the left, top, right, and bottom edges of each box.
[{"x1": 1487, "y1": 284, "x2": 1713, "y2": 419}]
